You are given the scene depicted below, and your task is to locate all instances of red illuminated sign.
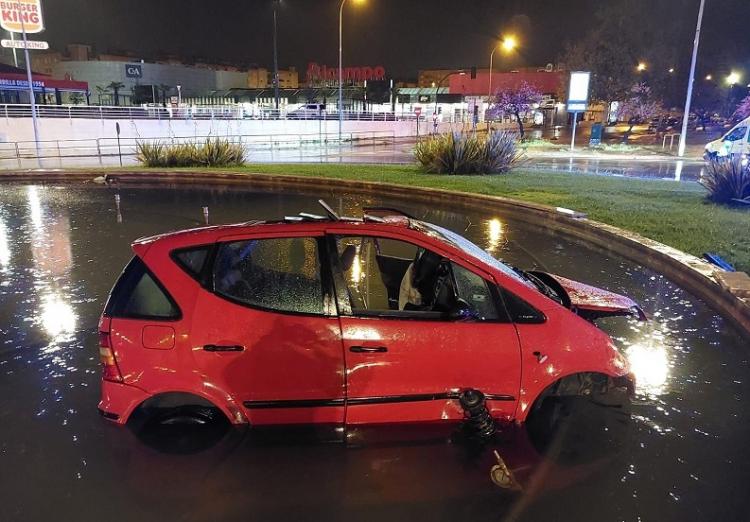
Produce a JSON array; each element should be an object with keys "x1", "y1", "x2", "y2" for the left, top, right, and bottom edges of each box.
[{"x1": 306, "y1": 62, "x2": 386, "y2": 84}]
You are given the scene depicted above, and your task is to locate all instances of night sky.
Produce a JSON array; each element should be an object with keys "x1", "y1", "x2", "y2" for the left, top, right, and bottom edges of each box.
[{"x1": 29, "y1": 0, "x2": 750, "y2": 80}]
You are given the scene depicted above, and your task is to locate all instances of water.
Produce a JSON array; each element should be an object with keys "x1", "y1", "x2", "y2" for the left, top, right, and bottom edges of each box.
[{"x1": 0, "y1": 183, "x2": 747, "y2": 521}]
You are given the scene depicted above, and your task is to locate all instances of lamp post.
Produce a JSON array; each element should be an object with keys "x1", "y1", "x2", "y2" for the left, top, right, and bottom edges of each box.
[
  {"x1": 272, "y1": 0, "x2": 280, "y2": 113},
  {"x1": 677, "y1": 0, "x2": 706, "y2": 157},
  {"x1": 338, "y1": 0, "x2": 365, "y2": 141},
  {"x1": 488, "y1": 36, "x2": 516, "y2": 102}
]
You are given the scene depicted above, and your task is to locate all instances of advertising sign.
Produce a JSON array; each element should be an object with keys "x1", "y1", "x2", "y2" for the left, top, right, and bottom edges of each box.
[
  {"x1": 567, "y1": 71, "x2": 590, "y2": 112},
  {"x1": 1, "y1": 38, "x2": 47, "y2": 49},
  {"x1": 0, "y1": 0, "x2": 44, "y2": 34},
  {"x1": 125, "y1": 64, "x2": 143, "y2": 79}
]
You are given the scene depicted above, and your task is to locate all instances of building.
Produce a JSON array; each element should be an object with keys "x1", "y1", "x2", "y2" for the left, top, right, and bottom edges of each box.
[
  {"x1": 0, "y1": 63, "x2": 88, "y2": 105},
  {"x1": 247, "y1": 67, "x2": 299, "y2": 89}
]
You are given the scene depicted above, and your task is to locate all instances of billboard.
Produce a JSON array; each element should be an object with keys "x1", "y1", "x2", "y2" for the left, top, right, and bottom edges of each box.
[
  {"x1": 567, "y1": 71, "x2": 590, "y2": 112},
  {"x1": 0, "y1": 0, "x2": 45, "y2": 34}
]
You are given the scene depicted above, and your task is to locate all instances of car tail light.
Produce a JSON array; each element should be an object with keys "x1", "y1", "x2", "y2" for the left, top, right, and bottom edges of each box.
[{"x1": 99, "y1": 331, "x2": 123, "y2": 382}]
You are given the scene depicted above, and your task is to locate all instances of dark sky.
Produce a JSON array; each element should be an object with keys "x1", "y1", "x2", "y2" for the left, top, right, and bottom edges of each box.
[{"x1": 30, "y1": 0, "x2": 750, "y2": 80}]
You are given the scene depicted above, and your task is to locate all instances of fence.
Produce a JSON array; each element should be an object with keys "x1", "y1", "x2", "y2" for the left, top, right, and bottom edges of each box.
[
  {"x1": 0, "y1": 103, "x2": 468, "y2": 123},
  {"x1": 0, "y1": 130, "x2": 398, "y2": 168}
]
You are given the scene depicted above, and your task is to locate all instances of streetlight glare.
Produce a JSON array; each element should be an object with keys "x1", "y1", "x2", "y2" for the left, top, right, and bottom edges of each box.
[
  {"x1": 637, "y1": 62, "x2": 647, "y2": 71},
  {"x1": 502, "y1": 36, "x2": 517, "y2": 52},
  {"x1": 705, "y1": 74, "x2": 712, "y2": 80},
  {"x1": 726, "y1": 71, "x2": 741, "y2": 85},
  {"x1": 668, "y1": 68, "x2": 675, "y2": 73}
]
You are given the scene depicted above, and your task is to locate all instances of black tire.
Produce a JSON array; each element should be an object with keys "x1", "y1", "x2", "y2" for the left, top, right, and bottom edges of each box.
[{"x1": 132, "y1": 405, "x2": 232, "y2": 454}]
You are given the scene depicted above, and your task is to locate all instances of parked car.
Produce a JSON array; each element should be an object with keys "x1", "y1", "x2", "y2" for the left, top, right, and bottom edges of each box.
[
  {"x1": 98, "y1": 202, "x2": 641, "y2": 433},
  {"x1": 704, "y1": 116, "x2": 750, "y2": 160},
  {"x1": 286, "y1": 103, "x2": 328, "y2": 119}
]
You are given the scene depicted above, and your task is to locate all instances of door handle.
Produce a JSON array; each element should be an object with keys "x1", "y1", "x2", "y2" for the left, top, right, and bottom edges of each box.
[
  {"x1": 349, "y1": 345, "x2": 388, "y2": 353},
  {"x1": 203, "y1": 344, "x2": 245, "y2": 352}
]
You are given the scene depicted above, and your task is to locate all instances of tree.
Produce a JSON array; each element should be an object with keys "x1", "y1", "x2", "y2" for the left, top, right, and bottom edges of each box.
[
  {"x1": 489, "y1": 82, "x2": 543, "y2": 139},
  {"x1": 69, "y1": 92, "x2": 84, "y2": 105},
  {"x1": 95, "y1": 85, "x2": 110, "y2": 105},
  {"x1": 107, "y1": 81, "x2": 125, "y2": 106},
  {"x1": 734, "y1": 95, "x2": 750, "y2": 121},
  {"x1": 158, "y1": 84, "x2": 172, "y2": 107},
  {"x1": 616, "y1": 83, "x2": 663, "y2": 141}
]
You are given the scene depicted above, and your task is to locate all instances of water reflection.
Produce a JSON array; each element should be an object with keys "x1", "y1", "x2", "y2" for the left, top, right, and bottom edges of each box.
[
  {"x1": 39, "y1": 292, "x2": 77, "y2": 339},
  {"x1": 485, "y1": 218, "x2": 505, "y2": 253},
  {"x1": 626, "y1": 342, "x2": 670, "y2": 396},
  {"x1": 0, "y1": 214, "x2": 10, "y2": 269}
]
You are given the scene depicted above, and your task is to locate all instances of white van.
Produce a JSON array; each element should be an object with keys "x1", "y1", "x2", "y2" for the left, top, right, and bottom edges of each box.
[{"x1": 704, "y1": 116, "x2": 749, "y2": 161}]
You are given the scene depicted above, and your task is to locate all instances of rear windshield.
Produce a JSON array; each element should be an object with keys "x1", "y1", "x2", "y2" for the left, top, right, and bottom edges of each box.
[{"x1": 105, "y1": 256, "x2": 181, "y2": 320}]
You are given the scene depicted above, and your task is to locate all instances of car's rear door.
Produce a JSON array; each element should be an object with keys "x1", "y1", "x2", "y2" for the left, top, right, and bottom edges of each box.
[
  {"x1": 327, "y1": 232, "x2": 522, "y2": 426},
  {"x1": 189, "y1": 231, "x2": 346, "y2": 426}
]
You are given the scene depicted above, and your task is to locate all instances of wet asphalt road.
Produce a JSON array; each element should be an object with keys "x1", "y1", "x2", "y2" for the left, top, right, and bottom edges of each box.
[{"x1": 0, "y1": 183, "x2": 748, "y2": 521}]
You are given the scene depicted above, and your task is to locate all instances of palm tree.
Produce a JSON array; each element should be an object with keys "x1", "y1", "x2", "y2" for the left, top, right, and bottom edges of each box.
[
  {"x1": 95, "y1": 85, "x2": 110, "y2": 105},
  {"x1": 107, "y1": 81, "x2": 125, "y2": 106}
]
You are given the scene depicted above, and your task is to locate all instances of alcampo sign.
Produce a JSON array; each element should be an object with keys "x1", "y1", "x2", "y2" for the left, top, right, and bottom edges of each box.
[{"x1": 0, "y1": 0, "x2": 44, "y2": 33}]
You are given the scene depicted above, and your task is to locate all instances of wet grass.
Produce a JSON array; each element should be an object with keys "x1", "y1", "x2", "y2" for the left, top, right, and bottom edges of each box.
[{"x1": 119, "y1": 163, "x2": 750, "y2": 272}]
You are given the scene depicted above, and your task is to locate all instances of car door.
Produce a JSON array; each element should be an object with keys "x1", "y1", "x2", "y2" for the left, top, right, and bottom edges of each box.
[
  {"x1": 327, "y1": 232, "x2": 522, "y2": 426},
  {"x1": 189, "y1": 232, "x2": 346, "y2": 426}
]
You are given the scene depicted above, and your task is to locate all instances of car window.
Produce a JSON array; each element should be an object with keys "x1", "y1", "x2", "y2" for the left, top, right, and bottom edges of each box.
[
  {"x1": 106, "y1": 256, "x2": 180, "y2": 320},
  {"x1": 333, "y1": 235, "x2": 501, "y2": 321},
  {"x1": 724, "y1": 127, "x2": 747, "y2": 141},
  {"x1": 172, "y1": 245, "x2": 210, "y2": 281},
  {"x1": 213, "y1": 237, "x2": 324, "y2": 315}
]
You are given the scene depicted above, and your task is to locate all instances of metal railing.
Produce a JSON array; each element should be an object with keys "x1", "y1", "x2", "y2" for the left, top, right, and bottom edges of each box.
[
  {"x1": 0, "y1": 130, "x2": 398, "y2": 168},
  {"x1": 0, "y1": 103, "x2": 470, "y2": 123}
]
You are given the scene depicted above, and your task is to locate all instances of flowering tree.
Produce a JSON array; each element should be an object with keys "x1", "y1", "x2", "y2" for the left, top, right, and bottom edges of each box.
[
  {"x1": 489, "y1": 82, "x2": 543, "y2": 138},
  {"x1": 734, "y1": 95, "x2": 750, "y2": 121},
  {"x1": 616, "y1": 83, "x2": 663, "y2": 141}
]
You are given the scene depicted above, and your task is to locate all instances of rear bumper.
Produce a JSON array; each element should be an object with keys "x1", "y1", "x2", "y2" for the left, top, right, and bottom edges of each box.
[{"x1": 98, "y1": 379, "x2": 150, "y2": 425}]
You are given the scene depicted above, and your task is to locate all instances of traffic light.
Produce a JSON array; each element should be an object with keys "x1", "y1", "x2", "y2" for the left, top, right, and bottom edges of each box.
[{"x1": 471, "y1": 67, "x2": 477, "y2": 79}]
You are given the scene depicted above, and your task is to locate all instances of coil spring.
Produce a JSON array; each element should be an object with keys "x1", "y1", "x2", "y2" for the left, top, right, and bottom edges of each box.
[{"x1": 459, "y1": 389, "x2": 496, "y2": 441}]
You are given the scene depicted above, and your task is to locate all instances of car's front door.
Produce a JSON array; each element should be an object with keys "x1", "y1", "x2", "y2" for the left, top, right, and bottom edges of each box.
[
  {"x1": 327, "y1": 233, "x2": 522, "y2": 426},
  {"x1": 189, "y1": 233, "x2": 346, "y2": 425}
]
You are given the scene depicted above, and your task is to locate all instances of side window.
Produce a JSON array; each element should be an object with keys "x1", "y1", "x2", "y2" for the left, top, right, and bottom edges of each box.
[
  {"x1": 172, "y1": 245, "x2": 211, "y2": 281},
  {"x1": 451, "y1": 263, "x2": 500, "y2": 321},
  {"x1": 333, "y1": 235, "x2": 503, "y2": 321},
  {"x1": 106, "y1": 256, "x2": 180, "y2": 320},
  {"x1": 213, "y1": 237, "x2": 324, "y2": 315}
]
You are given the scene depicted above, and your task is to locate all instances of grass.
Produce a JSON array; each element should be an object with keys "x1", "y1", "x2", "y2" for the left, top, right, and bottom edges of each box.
[{"x1": 116, "y1": 163, "x2": 750, "y2": 272}]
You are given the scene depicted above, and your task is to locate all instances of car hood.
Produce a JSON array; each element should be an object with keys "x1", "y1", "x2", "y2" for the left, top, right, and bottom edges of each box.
[{"x1": 536, "y1": 272, "x2": 647, "y2": 321}]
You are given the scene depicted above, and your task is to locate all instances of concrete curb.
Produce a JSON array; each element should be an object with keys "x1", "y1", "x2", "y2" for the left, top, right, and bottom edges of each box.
[{"x1": 2, "y1": 168, "x2": 748, "y2": 335}]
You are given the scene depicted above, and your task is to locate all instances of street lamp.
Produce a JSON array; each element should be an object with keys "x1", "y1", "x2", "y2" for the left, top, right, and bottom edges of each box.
[
  {"x1": 677, "y1": 0, "x2": 706, "y2": 157},
  {"x1": 705, "y1": 74, "x2": 713, "y2": 81},
  {"x1": 726, "y1": 71, "x2": 741, "y2": 86},
  {"x1": 272, "y1": 0, "x2": 281, "y2": 113},
  {"x1": 637, "y1": 62, "x2": 647, "y2": 72},
  {"x1": 488, "y1": 36, "x2": 517, "y2": 101},
  {"x1": 339, "y1": 0, "x2": 366, "y2": 141},
  {"x1": 176, "y1": 85, "x2": 182, "y2": 105}
]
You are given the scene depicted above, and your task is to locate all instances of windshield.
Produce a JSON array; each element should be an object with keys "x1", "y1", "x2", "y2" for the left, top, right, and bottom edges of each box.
[{"x1": 412, "y1": 221, "x2": 534, "y2": 288}]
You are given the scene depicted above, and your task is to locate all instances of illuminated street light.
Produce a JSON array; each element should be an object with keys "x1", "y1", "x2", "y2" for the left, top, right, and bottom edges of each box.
[
  {"x1": 488, "y1": 35, "x2": 518, "y2": 101},
  {"x1": 668, "y1": 68, "x2": 675, "y2": 73},
  {"x1": 726, "y1": 71, "x2": 741, "y2": 86},
  {"x1": 637, "y1": 62, "x2": 647, "y2": 72},
  {"x1": 339, "y1": 0, "x2": 366, "y2": 141},
  {"x1": 705, "y1": 74, "x2": 712, "y2": 80}
]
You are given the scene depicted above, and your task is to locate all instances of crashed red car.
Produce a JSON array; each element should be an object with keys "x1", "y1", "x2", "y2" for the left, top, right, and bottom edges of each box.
[{"x1": 98, "y1": 202, "x2": 642, "y2": 429}]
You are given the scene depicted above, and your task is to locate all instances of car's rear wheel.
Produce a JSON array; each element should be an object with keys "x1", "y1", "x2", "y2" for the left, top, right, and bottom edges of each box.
[{"x1": 130, "y1": 403, "x2": 233, "y2": 454}]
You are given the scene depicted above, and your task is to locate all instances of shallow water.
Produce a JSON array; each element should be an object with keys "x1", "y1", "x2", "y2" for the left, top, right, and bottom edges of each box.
[{"x1": 0, "y1": 183, "x2": 747, "y2": 521}]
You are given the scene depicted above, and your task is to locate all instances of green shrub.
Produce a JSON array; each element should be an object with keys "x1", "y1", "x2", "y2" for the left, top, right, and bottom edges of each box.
[
  {"x1": 414, "y1": 131, "x2": 524, "y2": 175},
  {"x1": 135, "y1": 138, "x2": 246, "y2": 168},
  {"x1": 700, "y1": 157, "x2": 750, "y2": 204}
]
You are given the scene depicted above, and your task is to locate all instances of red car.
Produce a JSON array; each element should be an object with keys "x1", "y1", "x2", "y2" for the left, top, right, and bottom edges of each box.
[{"x1": 98, "y1": 202, "x2": 642, "y2": 430}]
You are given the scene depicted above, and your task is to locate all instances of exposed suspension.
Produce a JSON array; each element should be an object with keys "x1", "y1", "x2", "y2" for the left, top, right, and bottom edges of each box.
[{"x1": 458, "y1": 389, "x2": 497, "y2": 442}]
